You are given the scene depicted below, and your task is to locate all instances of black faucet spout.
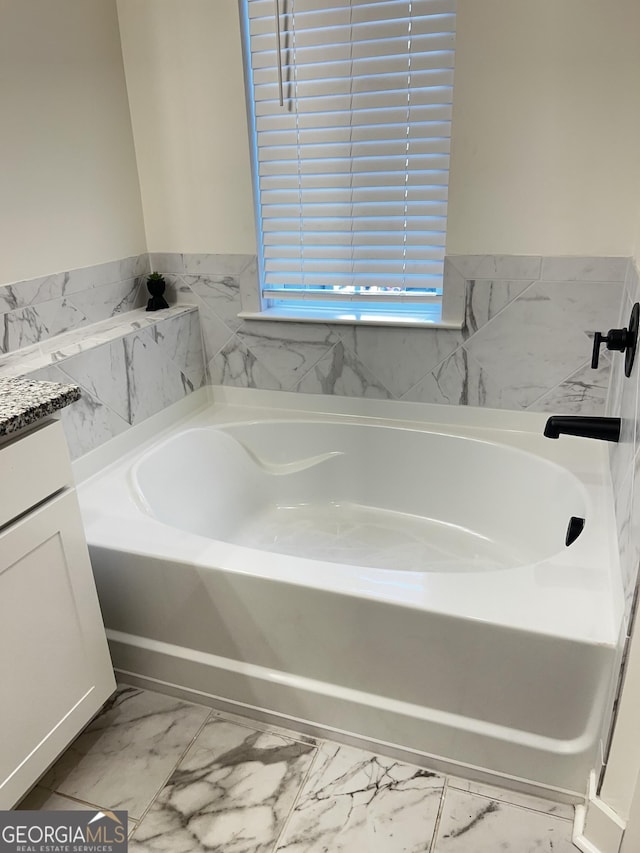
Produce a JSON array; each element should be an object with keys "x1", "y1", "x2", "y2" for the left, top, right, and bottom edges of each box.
[{"x1": 543, "y1": 416, "x2": 621, "y2": 442}]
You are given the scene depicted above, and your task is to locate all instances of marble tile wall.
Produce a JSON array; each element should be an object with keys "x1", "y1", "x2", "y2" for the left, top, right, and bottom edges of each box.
[
  {"x1": 22, "y1": 684, "x2": 579, "y2": 852},
  {"x1": 0, "y1": 255, "x2": 150, "y2": 353},
  {"x1": 0, "y1": 305, "x2": 205, "y2": 459},
  {"x1": 151, "y1": 252, "x2": 625, "y2": 415},
  {"x1": 0, "y1": 251, "x2": 626, "y2": 458},
  {"x1": 0, "y1": 254, "x2": 205, "y2": 459},
  {"x1": 27, "y1": 308, "x2": 204, "y2": 459},
  {"x1": 607, "y1": 258, "x2": 640, "y2": 626}
]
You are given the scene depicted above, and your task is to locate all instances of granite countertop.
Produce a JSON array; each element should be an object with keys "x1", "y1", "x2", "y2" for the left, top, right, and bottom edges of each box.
[{"x1": 0, "y1": 376, "x2": 81, "y2": 437}]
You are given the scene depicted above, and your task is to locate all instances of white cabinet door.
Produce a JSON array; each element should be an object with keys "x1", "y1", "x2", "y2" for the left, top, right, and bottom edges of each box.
[{"x1": 0, "y1": 489, "x2": 116, "y2": 807}]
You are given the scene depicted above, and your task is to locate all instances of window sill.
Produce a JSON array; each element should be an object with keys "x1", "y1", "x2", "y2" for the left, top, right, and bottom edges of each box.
[{"x1": 237, "y1": 304, "x2": 463, "y2": 330}]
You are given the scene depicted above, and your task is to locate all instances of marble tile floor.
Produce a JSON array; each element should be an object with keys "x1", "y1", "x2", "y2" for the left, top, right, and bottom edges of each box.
[{"x1": 19, "y1": 684, "x2": 580, "y2": 852}]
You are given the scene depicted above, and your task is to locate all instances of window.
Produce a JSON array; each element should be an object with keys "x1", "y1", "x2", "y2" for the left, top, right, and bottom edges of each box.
[{"x1": 240, "y1": 0, "x2": 457, "y2": 326}]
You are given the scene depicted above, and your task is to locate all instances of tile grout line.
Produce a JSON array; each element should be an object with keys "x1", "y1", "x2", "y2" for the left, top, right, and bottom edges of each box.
[
  {"x1": 329, "y1": 337, "x2": 398, "y2": 400},
  {"x1": 523, "y1": 356, "x2": 599, "y2": 411},
  {"x1": 237, "y1": 323, "x2": 336, "y2": 395},
  {"x1": 444, "y1": 783, "x2": 576, "y2": 822},
  {"x1": 208, "y1": 707, "x2": 318, "y2": 749},
  {"x1": 127, "y1": 706, "x2": 215, "y2": 837},
  {"x1": 268, "y1": 736, "x2": 326, "y2": 853},
  {"x1": 42, "y1": 790, "x2": 112, "y2": 813},
  {"x1": 29, "y1": 791, "x2": 138, "y2": 838},
  {"x1": 180, "y1": 281, "x2": 237, "y2": 361},
  {"x1": 399, "y1": 277, "x2": 542, "y2": 402},
  {"x1": 55, "y1": 359, "x2": 132, "y2": 427},
  {"x1": 428, "y1": 776, "x2": 449, "y2": 853},
  {"x1": 182, "y1": 280, "x2": 218, "y2": 387}
]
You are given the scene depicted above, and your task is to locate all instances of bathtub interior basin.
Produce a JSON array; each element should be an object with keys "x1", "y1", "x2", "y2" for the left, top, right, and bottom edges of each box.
[{"x1": 132, "y1": 422, "x2": 588, "y2": 573}]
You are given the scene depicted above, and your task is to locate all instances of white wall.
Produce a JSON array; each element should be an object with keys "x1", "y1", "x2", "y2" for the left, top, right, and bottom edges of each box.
[
  {"x1": 447, "y1": 0, "x2": 640, "y2": 256},
  {"x1": 116, "y1": 0, "x2": 256, "y2": 256},
  {"x1": 116, "y1": 0, "x2": 640, "y2": 260},
  {"x1": 0, "y1": 0, "x2": 146, "y2": 286}
]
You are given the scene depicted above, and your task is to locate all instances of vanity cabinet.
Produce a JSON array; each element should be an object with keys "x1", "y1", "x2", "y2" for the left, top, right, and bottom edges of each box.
[{"x1": 0, "y1": 419, "x2": 115, "y2": 808}]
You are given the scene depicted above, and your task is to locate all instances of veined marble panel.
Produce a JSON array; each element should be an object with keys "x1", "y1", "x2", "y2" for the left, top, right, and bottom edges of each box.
[
  {"x1": 208, "y1": 335, "x2": 282, "y2": 391},
  {"x1": 191, "y1": 298, "x2": 237, "y2": 363},
  {"x1": 182, "y1": 274, "x2": 244, "y2": 332},
  {"x1": 402, "y1": 346, "x2": 508, "y2": 408},
  {"x1": 151, "y1": 253, "x2": 626, "y2": 419},
  {"x1": 463, "y1": 279, "x2": 534, "y2": 336},
  {"x1": 130, "y1": 716, "x2": 315, "y2": 853},
  {"x1": 296, "y1": 341, "x2": 392, "y2": 399},
  {"x1": 207, "y1": 709, "x2": 317, "y2": 748},
  {"x1": 237, "y1": 321, "x2": 338, "y2": 391},
  {"x1": 61, "y1": 254, "x2": 149, "y2": 292},
  {"x1": 0, "y1": 255, "x2": 148, "y2": 314},
  {"x1": 331, "y1": 324, "x2": 464, "y2": 399},
  {"x1": 29, "y1": 364, "x2": 129, "y2": 459},
  {"x1": 2, "y1": 298, "x2": 89, "y2": 353},
  {"x1": 123, "y1": 329, "x2": 195, "y2": 425},
  {"x1": 275, "y1": 743, "x2": 445, "y2": 852},
  {"x1": 463, "y1": 281, "x2": 620, "y2": 408},
  {"x1": 0, "y1": 271, "x2": 72, "y2": 314},
  {"x1": 446, "y1": 776, "x2": 574, "y2": 820},
  {"x1": 528, "y1": 359, "x2": 611, "y2": 416},
  {"x1": 68, "y1": 277, "x2": 142, "y2": 323},
  {"x1": 149, "y1": 309, "x2": 206, "y2": 387},
  {"x1": 0, "y1": 255, "x2": 149, "y2": 353},
  {"x1": 184, "y1": 275, "x2": 242, "y2": 332},
  {"x1": 56, "y1": 340, "x2": 130, "y2": 422},
  {"x1": 432, "y1": 789, "x2": 576, "y2": 852},
  {"x1": 13, "y1": 307, "x2": 205, "y2": 458},
  {"x1": 40, "y1": 686, "x2": 209, "y2": 820},
  {"x1": 0, "y1": 306, "x2": 196, "y2": 378}
]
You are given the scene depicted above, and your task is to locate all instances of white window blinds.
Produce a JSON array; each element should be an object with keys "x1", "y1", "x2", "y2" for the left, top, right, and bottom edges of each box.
[{"x1": 243, "y1": 0, "x2": 456, "y2": 313}]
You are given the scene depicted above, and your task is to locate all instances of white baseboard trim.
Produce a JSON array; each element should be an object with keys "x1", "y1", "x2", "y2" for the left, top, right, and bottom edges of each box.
[{"x1": 573, "y1": 773, "x2": 625, "y2": 853}]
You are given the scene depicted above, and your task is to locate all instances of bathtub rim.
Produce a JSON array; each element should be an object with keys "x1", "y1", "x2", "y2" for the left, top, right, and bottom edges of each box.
[
  {"x1": 76, "y1": 386, "x2": 623, "y2": 646},
  {"x1": 73, "y1": 385, "x2": 617, "y2": 486}
]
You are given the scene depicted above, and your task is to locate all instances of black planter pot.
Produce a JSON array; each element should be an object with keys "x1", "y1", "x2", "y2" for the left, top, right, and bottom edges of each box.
[{"x1": 146, "y1": 277, "x2": 169, "y2": 311}]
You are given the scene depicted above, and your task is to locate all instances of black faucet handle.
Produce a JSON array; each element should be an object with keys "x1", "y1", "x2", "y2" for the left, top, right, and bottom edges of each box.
[
  {"x1": 591, "y1": 331, "x2": 604, "y2": 369},
  {"x1": 591, "y1": 303, "x2": 640, "y2": 377}
]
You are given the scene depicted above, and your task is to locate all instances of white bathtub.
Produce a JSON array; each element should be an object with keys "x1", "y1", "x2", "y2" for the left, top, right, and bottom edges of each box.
[{"x1": 77, "y1": 387, "x2": 622, "y2": 797}]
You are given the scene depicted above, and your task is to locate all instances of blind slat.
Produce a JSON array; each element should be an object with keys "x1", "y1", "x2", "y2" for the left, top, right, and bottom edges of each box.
[
  {"x1": 264, "y1": 244, "x2": 445, "y2": 260},
  {"x1": 256, "y1": 103, "x2": 452, "y2": 132},
  {"x1": 252, "y1": 51, "x2": 454, "y2": 85},
  {"x1": 253, "y1": 69, "x2": 454, "y2": 102},
  {"x1": 250, "y1": 33, "x2": 455, "y2": 68},
  {"x1": 265, "y1": 260, "x2": 445, "y2": 275},
  {"x1": 264, "y1": 272, "x2": 443, "y2": 287},
  {"x1": 262, "y1": 231, "x2": 447, "y2": 247},
  {"x1": 249, "y1": 0, "x2": 455, "y2": 17}
]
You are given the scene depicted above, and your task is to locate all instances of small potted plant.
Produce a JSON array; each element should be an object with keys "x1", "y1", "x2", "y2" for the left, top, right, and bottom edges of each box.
[{"x1": 146, "y1": 272, "x2": 169, "y2": 312}]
